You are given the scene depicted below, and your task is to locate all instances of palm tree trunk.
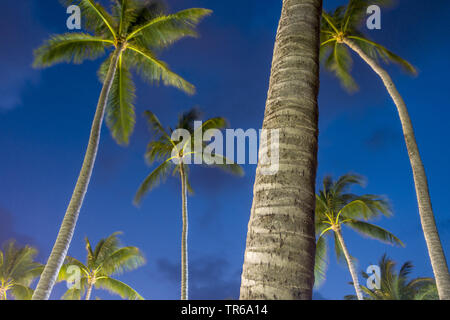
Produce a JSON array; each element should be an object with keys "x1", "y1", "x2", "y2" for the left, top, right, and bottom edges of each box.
[
  {"x1": 240, "y1": 0, "x2": 322, "y2": 300},
  {"x1": 32, "y1": 47, "x2": 123, "y2": 300},
  {"x1": 179, "y1": 164, "x2": 189, "y2": 300},
  {"x1": 343, "y1": 38, "x2": 450, "y2": 300},
  {"x1": 335, "y1": 227, "x2": 363, "y2": 300},
  {"x1": 85, "y1": 282, "x2": 93, "y2": 301}
]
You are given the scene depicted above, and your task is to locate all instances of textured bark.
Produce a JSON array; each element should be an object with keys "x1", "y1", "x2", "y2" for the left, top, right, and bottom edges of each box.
[
  {"x1": 240, "y1": 0, "x2": 322, "y2": 300},
  {"x1": 32, "y1": 48, "x2": 123, "y2": 300},
  {"x1": 344, "y1": 38, "x2": 450, "y2": 300},
  {"x1": 335, "y1": 228, "x2": 363, "y2": 300},
  {"x1": 180, "y1": 165, "x2": 189, "y2": 300}
]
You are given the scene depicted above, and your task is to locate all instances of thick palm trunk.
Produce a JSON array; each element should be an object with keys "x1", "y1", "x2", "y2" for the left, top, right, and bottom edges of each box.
[
  {"x1": 344, "y1": 38, "x2": 450, "y2": 300},
  {"x1": 32, "y1": 48, "x2": 123, "y2": 300},
  {"x1": 180, "y1": 165, "x2": 189, "y2": 300},
  {"x1": 240, "y1": 0, "x2": 322, "y2": 300},
  {"x1": 335, "y1": 228, "x2": 363, "y2": 300}
]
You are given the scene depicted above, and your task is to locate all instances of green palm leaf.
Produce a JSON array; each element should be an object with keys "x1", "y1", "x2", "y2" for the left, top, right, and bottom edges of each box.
[
  {"x1": 314, "y1": 235, "x2": 329, "y2": 287},
  {"x1": 33, "y1": 33, "x2": 111, "y2": 67},
  {"x1": 127, "y1": 8, "x2": 212, "y2": 49},
  {"x1": 95, "y1": 277, "x2": 144, "y2": 300},
  {"x1": 105, "y1": 54, "x2": 136, "y2": 145},
  {"x1": 98, "y1": 246, "x2": 145, "y2": 275},
  {"x1": 345, "y1": 219, "x2": 404, "y2": 246},
  {"x1": 127, "y1": 45, "x2": 195, "y2": 94},
  {"x1": 134, "y1": 159, "x2": 174, "y2": 205}
]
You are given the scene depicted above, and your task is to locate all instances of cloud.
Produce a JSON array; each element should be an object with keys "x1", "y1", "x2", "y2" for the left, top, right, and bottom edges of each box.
[
  {"x1": 156, "y1": 256, "x2": 241, "y2": 300},
  {"x1": 364, "y1": 127, "x2": 401, "y2": 151}
]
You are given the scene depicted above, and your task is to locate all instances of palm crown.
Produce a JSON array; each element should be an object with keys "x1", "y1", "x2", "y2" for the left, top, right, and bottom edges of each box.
[
  {"x1": 0, "y1": 241, "x2": 43, "y2": 300},
  {"x1": 134, "y1": 108, "x2": 244, "y2": 204},
  {"x1": 320, "y1": 0, "x2": 416, "y2": 92},
  {"x1": 34, "y1": 0, "x2": 212, "y2": 145},
  {"x1": 58, "y1": 232, "x2": 145, "y2": 300},
  {"x1": 315, "y1": 174, "x2": 403, "y2": 285},
  {"x1": 345, "y1": 254, "x2": 438, "y2": 300}
]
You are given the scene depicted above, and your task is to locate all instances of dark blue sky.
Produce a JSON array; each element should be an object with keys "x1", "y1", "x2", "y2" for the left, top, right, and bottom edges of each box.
[{"x1": 1, "y1": 0, "x2": 449, "y2": 300}]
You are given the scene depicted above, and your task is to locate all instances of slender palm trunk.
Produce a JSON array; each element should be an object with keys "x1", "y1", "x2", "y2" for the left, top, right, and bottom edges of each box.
[
  {"x1": 344, "y1": 38, "x2": 450, "y2": 300},
  {"x1": 335, "y1": 227, "x2": 363, "y2": 300},
  {"x1": 32, "y1": 47, "x2": 123, "y2": 300},
  {"x1": 179, "y1": 164, "x2": 189, "y2": 300},
  {"x1": 85, "y1": 281, "x2": 94, "y2": 301},
  {"x1": 240, "y1": 0, "x2": 322, "y2": 300}
]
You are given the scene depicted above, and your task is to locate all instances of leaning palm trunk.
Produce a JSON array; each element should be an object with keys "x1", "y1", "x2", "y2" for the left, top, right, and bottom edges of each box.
[
  {"x1": 240, "y1": 0, "x2": 322, "y2": 300},
  {"x1": 343, "y1": 38, "x2": 450, "y2": 300},
  {"x1": 335, "y1": 227, "x2": 363, "y2": 300},
  {"x1": 32, "y1": 47, "x2": 123, "y2": 300},
  {"x1": 180, "y1": 164, "x2": 189, "y2": 300}
]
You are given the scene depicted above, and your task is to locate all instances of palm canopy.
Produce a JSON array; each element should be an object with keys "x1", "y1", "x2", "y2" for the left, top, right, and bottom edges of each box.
[
  {"x1": 134, "y1": 108, "x2": 244, "y2": 204},
  {"x1": 345, "y1": 254, "x2": 438, "y2": 300},
  {"x1": 314, "y1": 174, "x2": 403, "y2": 286},
  {"x1": 0, "y1": 241, "x2": 43, "y2": 300},
  {"x1": 320, "y1": 0, "x2": 416, "y2": 92},
  {"x1": 34, "y1": 0, "x2": 212, "y2": 145},
  {"x1": 58, "y1": 232, "x2": 145, "y2": 300}
]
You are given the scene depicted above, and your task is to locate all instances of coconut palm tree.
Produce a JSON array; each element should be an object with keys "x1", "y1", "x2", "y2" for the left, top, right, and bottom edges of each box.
[
  {"x1": 320, "y1": 0, "x2": 450, "y2": 299},
  {"x1": 345, "y1": 254, "x2": 438, "y2": 300},
  {"x1": 58, "y1": 232, "x2": 145, "y2": 300},
  {"x1": 314, "y1": 174, "x2": 403, "y2": 300},
  {"x1": 0, "y1": 241, "x2": 43, "y2": 300},
  {"x1": 134, "y1": 108, "x2": 243, "y2": 300},
  {"x1": 32, "y1": 0, "x2": 211, "y2": 300},
  {"x1": 240, "y1": 0, "x2": 323, "y2": 300}
]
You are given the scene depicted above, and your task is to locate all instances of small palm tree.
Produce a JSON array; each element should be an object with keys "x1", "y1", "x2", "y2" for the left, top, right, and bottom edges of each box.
[
  {"x1": 32, "y1": 0, "x2": 211, "y2": 300},
  {"x1": 58, "y1": 232, "x2": 145, "y2": 300},
  {"x1": 345, "y1": 254, "x2": 438, "y2": 300},
  {"x1": 0, "y1": 241, "x2": 43, "y2": 300},
  {"x1": 134, "y1": 108, "x2": 243, "y2": 300},
  {"x1": 320, "y1": 0, "x2": 450, "y2": 299},
  {"x1": 314, "y1": 174, "x2": 403, "y2": 300}
]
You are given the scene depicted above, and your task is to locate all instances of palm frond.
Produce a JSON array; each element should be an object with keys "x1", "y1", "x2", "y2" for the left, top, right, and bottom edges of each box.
[
  {"x1": 10, "y1": 284, "x2": 34, "y2": 300},
  {"x1": 345, "y1": 220, "x2": 404, "y2": 246},
  {"x1": 201, "y1": 152, "x2": 244, "y2": 176},
  {"x1": 94, "y1": 232, "x2": 123, "y2": 266},
  {"x1": 95, "y1": 277, "x2": 144, "y2": 300},
  {"x1": 348, "y1": 36, "x2": 417, "y2": 75},
  {"x1": 127, "y1": 8, "x2": 212, "y2": 49},
  {"x1": 98, "y1": 246, "x2": 145, "y2": 275},
  {"x1": 126, "y1": 45, "x2": 195, "y2": 94},
  {"x1": 33, "y1": 33, "x2": 111, "y2": 68},
  {"x1": 314, "y1": 235, "x2": 329, "y2": 288},
  {"x1": 105, "y1": 54, "x2": 136, "y2": 146},
  {"x1": 134, "y1": 159, "x2": 174, "y2": 205}
]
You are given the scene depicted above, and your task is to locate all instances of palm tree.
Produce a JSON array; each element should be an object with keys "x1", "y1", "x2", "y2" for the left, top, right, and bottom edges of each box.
[
  {"x1": 32, "y1": 0, "x2": 211, "y2": 300},
  {"x1": 0, "y1": 241, "x2": 43, "y2": 300},
  {"x1": 314, "y1": 174, "x2": 403, "y2": 300},
  {"x1": 240, "y1": 0, "x2": 323, "y2": 300},
  {"x1": 345, "y1": 254, "x2": 438, "y2": 300},
  {"x1": 58, "y1": 232, "x2": 145, "y2": 300},
  {"x1": 320, "y1": 0, "x2": 450, "y2": 299},
  {"x1": 134, "y1": 108, "x2": 243, "y2": 300}
]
